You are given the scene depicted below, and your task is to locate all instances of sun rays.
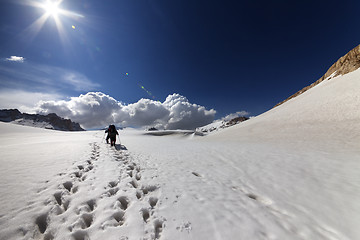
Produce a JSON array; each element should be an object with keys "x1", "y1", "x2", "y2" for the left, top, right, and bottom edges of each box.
[{"x1": 22, "y1": 0, "x2": 84, "y2": 44}]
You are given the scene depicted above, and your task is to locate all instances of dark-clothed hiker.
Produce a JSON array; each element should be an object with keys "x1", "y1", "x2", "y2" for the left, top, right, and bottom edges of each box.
[{"x1": 105, "y1": 125, "x2": 119, "y2": 146}]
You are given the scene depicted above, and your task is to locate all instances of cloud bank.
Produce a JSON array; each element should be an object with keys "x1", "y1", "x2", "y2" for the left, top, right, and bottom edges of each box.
[{"x1": 35, "y1": 92, "x2": 216, "y2": 130}]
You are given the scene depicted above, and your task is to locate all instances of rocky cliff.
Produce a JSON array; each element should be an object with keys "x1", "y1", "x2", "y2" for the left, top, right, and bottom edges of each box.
[
  {"x1": 274, "y1": 44, "x2": 360, "y2": 108},
  {"x1": 0, "y1": 109, "x2": 85, "y2": 131}
]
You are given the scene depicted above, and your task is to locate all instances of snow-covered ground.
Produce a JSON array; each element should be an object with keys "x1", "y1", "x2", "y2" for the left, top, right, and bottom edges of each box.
[{"x1": 1, "y1": 69, "x2": 360, "y2": 240}]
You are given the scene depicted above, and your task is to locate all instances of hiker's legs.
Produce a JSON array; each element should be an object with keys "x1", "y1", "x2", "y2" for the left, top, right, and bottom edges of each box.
[{"x1": 110, "y1": 136, "x2": 116, "y2": 146}]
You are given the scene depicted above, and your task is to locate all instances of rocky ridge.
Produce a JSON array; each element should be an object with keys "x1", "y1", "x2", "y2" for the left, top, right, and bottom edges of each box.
[
  {"x1": 0, "y1": 109, "x2": 85, "y2": 131},
  {"x1": 196, "y1": 116, "x2": 249, "y2": 134},
  {"x1": 274, "y1": 44, "x2": 360, "y2": 108}
]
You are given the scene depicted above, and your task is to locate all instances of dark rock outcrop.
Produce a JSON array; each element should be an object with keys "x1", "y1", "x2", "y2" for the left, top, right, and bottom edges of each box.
[
  {"x1": 226, "y1": 116, "x2": 249, "y2": 127},
  {"x1": 0, "y1": 109, "x2": 85, "y2": 131},
  {"x1": 274, "y1": 44, "x2": 360, "y2": 108},
  {"x1": 196, "y1": 116, "x2": 249, "y2": 134}
]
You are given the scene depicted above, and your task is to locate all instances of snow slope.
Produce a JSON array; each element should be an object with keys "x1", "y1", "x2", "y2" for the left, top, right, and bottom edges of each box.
[
  {"x1": 0, "y1": 69, "x2": 359, "y2": 240},
  {"x1": 211, "y1": 68, "x2": 360, "y2": 144}
]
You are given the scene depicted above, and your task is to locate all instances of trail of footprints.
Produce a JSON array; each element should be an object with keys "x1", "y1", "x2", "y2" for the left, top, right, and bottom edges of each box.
[
  {"x1": 31, "y1": 142, "x2": 165, "y2": 240},
  {"x1": 102, "y1": 150, "x2": 165, "y2": 240},
  {"x1": 30, "y1": 143, "x2": 100, "y2": 239}
]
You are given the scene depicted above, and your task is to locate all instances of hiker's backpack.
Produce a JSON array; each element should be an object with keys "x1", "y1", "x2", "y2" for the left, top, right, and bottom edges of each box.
[{"x1": 109, "y1": 125, "x2": 116, "y2": 137}]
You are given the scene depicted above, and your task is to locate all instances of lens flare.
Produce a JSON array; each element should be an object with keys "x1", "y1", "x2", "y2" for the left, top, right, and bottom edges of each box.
[
  {"x1": 137, "y1": 83, "x2": 157, "y2": 100},
  {"x1": 124, "y1": 73, "x2": 159, "y2": 102}
]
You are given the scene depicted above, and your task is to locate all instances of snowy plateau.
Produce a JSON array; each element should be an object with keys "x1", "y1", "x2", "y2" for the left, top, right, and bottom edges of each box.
[{"x1": 1, "y1": 68, "x2": 360, "y2": 240}]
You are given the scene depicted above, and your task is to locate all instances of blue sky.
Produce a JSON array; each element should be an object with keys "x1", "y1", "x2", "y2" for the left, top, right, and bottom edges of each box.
[{"x1": 0, "y1": 0, "x2": 360, "y2": 129}]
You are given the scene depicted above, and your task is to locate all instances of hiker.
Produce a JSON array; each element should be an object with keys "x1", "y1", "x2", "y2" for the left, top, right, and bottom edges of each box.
[{"x1": 105, "y1": 124, "x2": 119, "y2": 146}]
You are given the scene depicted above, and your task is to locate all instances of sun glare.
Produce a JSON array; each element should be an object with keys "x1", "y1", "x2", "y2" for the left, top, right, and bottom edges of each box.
[
  {"x1": 22, "y1": 0, "x2": 85, "y2": 44},
  {"x1": 43, "y1": 1, "x2": 60, "y2": 17}
]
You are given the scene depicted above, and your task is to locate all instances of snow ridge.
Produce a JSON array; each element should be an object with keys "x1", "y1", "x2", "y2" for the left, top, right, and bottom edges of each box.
[{"x1": 274, "y1": 44, "x2": 360, "y2": 108}]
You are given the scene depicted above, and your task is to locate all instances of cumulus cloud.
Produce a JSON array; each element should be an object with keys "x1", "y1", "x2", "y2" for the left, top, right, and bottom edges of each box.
[
  {"x1": 5, "y1": 56, "x2": 25, "y2": 62},
  {"x1": 123, "y1": 98, "x2": 170, "y2": 127},
  {"x1": 35, "y1": 92, "x2": 216, "y2": 130},
  {"x1": 36, "y1": 92, "x2": 123, "y2": 129},
  {"x1": 163, "y1": 94, "x2": 216, "y2": 129}
]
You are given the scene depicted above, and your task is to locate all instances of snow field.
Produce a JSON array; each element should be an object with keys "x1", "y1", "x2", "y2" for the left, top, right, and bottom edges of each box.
[
  {"x1": 1, "y1": 68, "x2": 360, "y2": 240},
  {"x1": 0, "y1": 121, "x2": 359, "y2": 240},
  {"x1": 0, "y1": 126, "x2": 166, "y2": 240},
  {"x1": 123, "y1": 133, "x2": 358, "y2": 240}
]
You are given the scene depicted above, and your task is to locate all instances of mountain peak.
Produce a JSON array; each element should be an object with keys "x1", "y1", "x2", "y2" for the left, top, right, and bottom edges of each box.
[
  {"x1": 274, "y1": 44, "x2": 360, "y2": 108},
  {"x1": 323, "y1": 44, "x2": 360, "y2": 79}
]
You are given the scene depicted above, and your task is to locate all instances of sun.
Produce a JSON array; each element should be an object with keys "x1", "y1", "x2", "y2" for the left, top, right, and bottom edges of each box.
[
  {"x1": 22, "y1": 0, "x2": 84, "y2": 44},
  {"x1": 42, "y1": 0, "x2": 60, "y2": 17}
]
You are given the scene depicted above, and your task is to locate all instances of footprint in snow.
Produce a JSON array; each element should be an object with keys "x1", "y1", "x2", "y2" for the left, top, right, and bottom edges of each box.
[
  {"x1": 135, "y1": 172, "x2": 141, "y2": 181},
  {"x1": 63, "y1": 181, "x2": 73, "y2": 192},
  {"x1": 116, "y1": 196, "x2": 130, "y2": 210},
  {"x1": 85, "y1": 165, "x2": 94, "y2": 171},
  {"x1": 112, "y1": 210, "x2": 125, "y2": 226},
  {"x1": 53, "y1": 192, "x2": 62, "y2": 205},
  {"x1": 154, "y1": 219, "x2": 164, "y2": 239},
  {"x1": 136, "y1": 190, "x2": 143, "y2": 200},
  {"x1": 105, "y1": 187, "x2": 119, "y2": 197},
  {"x1": 140, "y1": 208, "x2": 150, "y2": 223},
  {"x1": 108, "y1": 181, "x2": 118, "y2": 188},
  {"x1": 129, "y1": 179, "x2": 139, "y2": 189},
  {"x1": 141, "y1": 185, "x2": 158, "y2": 195},
  {"x1": 71, "y1": 230, "x2": 89, "y2": 240},
  {"x1": 149, "y1": 197, "x2": 158, "y2": 208},
  {"x1": 74, "y1": 171, "x2": 82, "y2": 179},
  {"x1": 81, "y1": 213, "x2": 93, "y2": 228},
  {"x1": 86, "y1": 199, "x2": 97, "y2": 212},
  {"x1": 35, "y1": 212, "x2": 49, "y2": 234}
]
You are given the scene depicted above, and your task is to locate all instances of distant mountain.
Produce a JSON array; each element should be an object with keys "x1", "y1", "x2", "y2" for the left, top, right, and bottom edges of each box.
[
  {"x1": 0, "y1": 109, "x2": 85, "y2": 131},
  {"x1": 274, "y1": 44, "x2": 360, "y2": 108},
  {"x1": 196, "y1": 116, "x2": 249, "y2": 134}
]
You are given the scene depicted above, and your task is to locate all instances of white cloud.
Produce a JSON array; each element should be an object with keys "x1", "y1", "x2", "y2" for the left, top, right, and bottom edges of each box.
[
  {"x1": 35, "y1": 92, "x2": 216, "y2": 130},
  {"x1": 163, "y1": 94, "x2": 216, "y2": 129},
  {"x1": 5, "y1": 56, "x2": 25, "y2": 62},
  {"x1": 122, "y1": 98, "x2": 170, "y2": 127},
  {"x1": 36, "y1": 92, "x2": 123, "y2": 128}
]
